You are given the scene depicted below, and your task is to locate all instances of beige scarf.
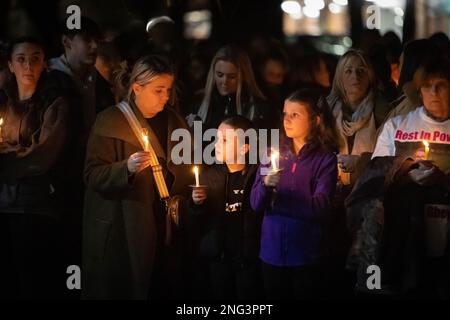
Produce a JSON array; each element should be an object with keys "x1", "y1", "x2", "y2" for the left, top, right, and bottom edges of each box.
[{"x1": 327, "y1": 91, "x2": 377, "y2": 155}]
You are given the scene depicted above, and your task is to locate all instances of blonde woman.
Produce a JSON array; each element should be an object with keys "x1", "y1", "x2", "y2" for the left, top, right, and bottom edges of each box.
[
  {"x1": 186, "y1": 45, "x2": 277, "y2": 130},
  {"x1": 82, "y1": 55, "x2": 192, "y2": 299},
  {"x1": 327, "y1": 49, "x2": 390, "y2": 186}
]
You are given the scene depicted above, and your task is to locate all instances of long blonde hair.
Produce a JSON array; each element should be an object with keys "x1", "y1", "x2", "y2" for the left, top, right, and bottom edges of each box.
[
  {"x1": 331, "y1": 49, "x2": 375, "y2": 105},
  {"x1": 114, "y1": 55, "x2": 175, "y2": 103},
  {"x1": 197, "y1": 45, "x2": 265, "y2": 122}
]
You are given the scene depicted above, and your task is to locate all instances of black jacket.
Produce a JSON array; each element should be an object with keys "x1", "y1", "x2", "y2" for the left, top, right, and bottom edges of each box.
[
  {"x1": 0, "y1": 72, "x2": 70, "y2": 216},
  {"x1": 191, "y1": 164, "x2": 262, "y2": 265}
]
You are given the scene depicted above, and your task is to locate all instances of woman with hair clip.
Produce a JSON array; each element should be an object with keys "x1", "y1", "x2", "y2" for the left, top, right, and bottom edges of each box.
[
  {"x1": 251, "y1": 87, "x2": 339, "y2": 299},
  {"x1": 186, "y1": 45, "x2": 278, "y2": 130},
  {"x1": 82, "y1": 55, "x2": 193, "y2": 300}
]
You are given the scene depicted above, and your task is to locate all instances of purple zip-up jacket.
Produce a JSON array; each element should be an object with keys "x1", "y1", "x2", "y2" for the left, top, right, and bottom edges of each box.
[{"x1": 250, "y1": 141, "x2": 337, "y2": 267}]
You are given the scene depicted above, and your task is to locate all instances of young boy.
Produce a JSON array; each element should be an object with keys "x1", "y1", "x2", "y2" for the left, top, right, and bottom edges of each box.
[{"x1": 191, "y1": 116, "x2": 264, "y2": 300}]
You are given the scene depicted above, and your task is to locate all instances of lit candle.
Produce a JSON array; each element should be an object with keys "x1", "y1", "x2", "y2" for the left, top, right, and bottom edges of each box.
[
  {"x1": 142, "y1": 129, "x2": 149, "y2": 152},
  {"x1": 270, "y1": 151, "x2": 279, "y2": 172},
  {"x1": 422, "y1": 140, "x2": 430, "y2": 160},
  {"x1": 193, "y1": 166, "x2": 200, "y2": 187},
  {"x1": 0, "y1": 118, "x2": 3, "y2": 143}
]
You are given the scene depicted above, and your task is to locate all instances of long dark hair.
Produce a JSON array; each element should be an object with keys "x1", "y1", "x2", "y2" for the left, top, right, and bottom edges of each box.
[{"x1": 286, "y1": 87, "x2": 339, "y2": 153}]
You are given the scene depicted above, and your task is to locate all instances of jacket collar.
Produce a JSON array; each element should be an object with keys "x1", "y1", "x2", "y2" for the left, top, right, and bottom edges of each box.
[{"x1": 129, "y1": 99, "x2": 166, "y2": 161}]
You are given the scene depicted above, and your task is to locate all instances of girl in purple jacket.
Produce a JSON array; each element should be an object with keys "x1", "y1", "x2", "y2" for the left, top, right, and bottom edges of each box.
[{"x1": 251, "y1": 87, "x2": 339, "y2": 299}]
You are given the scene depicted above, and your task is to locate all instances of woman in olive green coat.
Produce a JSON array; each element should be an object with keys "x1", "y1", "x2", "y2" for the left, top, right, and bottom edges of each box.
[{"x1": 82, "y1": 55, "x2": 193, "y2": 300}]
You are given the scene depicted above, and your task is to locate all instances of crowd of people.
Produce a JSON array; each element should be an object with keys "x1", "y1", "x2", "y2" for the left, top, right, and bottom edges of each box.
[{"x1": 0, "y1": 15, "x2": 449, "y2": 300}]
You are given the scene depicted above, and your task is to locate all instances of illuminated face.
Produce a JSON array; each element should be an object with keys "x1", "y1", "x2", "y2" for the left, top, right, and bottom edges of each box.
[
  {"x1": 133, "y1": 74, "x2": 174, "y2": 118},
  {"x1": 283, "y1": 100, "x2": 311, "y2": 141},
  {"x1": 215, "y1": 123, "x2": 248, "y2": 164},
  {"x1": 8, "y1": 42, "x2": 45, "y2": 88},
  {"x1": 64, "y1": 33, "x2": 98, "y2": 66},
  {"x1": 214, "y1": 60, "x2": 238, "y2": 96},
  {"x1": 342, "y1": 56, "x2": 370, "y2": 106},
  {"x1": 421, "y1": 76, "x2": 450, "y2": 120}
]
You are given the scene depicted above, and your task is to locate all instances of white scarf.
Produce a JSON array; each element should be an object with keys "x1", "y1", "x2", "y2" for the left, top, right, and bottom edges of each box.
[{"x1": 327, "y1": 91, "x2": 377, "y2": 155}]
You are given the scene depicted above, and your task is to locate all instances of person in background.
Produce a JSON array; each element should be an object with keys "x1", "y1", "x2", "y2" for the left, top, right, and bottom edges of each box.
[
  {"x1": 256, "y1": 50, "x2": 289, "y2": 113},
  {"x1": 381, "y1": 31, "x2": 402, "y2": 87},
  {"x1": 327, "y1": 49, "x2": 390, "y2": 188},
  {"x1": 0, "y1": 37, "x2": 70, "y2": 299},
  {"x1": 289, "y1": 52, "x2": 331, "y2": 94},
  {"x1": 187, "y1": 45, "x2": 277, "y2": 130},
  {"x1": 250, "y1": 88, "x2": 338, "y2": 299},
  {"x1": 48, "y1": 16, "x2": 114, "y2": 144}
]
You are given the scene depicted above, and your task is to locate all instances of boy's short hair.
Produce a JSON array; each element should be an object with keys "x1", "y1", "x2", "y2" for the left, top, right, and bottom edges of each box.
[
  {"x1": 220, "y1": 115, "x2": 255, "y2": 133},
  {"x1": 59, "y1": 16, "x2": 102, "y2": 40}
]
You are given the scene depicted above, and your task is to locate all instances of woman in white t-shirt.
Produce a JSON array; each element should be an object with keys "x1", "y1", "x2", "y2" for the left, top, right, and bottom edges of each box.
[
  {"x1": 372, "y1": 57, "x2": 450, "y2": 297},
  {"x1": 373, "y1": 58, "x2": 450, "y2": 185}
]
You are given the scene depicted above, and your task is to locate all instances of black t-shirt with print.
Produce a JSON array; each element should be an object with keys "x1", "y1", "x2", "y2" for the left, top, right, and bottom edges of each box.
[{"x1": 223, "y1": 170, "x2": 246, "y2": 262}]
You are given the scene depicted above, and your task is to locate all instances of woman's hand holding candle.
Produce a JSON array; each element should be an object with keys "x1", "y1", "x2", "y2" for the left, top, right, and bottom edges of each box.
[
  {"x1": 127, "y1": 151, "x2": 152, "y2": 174},
  {"x1": 263, "y1": 171, "x2": 281, "y2": 188}
]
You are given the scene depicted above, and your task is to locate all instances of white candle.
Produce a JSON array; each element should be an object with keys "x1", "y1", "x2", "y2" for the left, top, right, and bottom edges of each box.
[
  {"x1": 0, "y1": 118, "x2": 3, "y2": 142},
  {"x1": 270, "y1": 151, "x2": 279, "y2": 171},
  {"x1": 422, "y1": 140, "x2": 430, "y2": 160},
  {"x1": 193, "y1": 166, "x2": 200, "y2": 187},
  {"x1": 142, "y1": 129, "x2": 149, "y2": 152}
]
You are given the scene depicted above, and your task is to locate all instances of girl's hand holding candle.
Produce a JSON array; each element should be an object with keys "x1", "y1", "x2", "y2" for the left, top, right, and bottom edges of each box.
[{"x1": 270, "y1": 151, "x2": 279, "y2": 172}]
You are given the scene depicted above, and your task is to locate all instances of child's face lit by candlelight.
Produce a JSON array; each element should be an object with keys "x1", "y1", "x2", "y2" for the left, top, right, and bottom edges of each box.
[
  {"x1": 215, "y1": 123, "x2": 248, "y2": 164},
  {"x1": 283, "y1": 100, "x2": 313, "y2": 141}
]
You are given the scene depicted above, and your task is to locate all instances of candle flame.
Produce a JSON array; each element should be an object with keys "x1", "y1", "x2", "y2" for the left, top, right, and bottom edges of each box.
[
  {"x1": 0, "y1": 118, "x2": 3, "y2": 125},
  {"x1": 422, "y1": 140, "x2": 429, "y2": 148},
  {"x1": 193, "y1": 166, "x2": 199, "y2": 174},
  {"x1": 271, "y1": 151, "x2": 279, "y2": 171},
  {"x1": 142, "y1": 129, "x2": 149, "y2": 151}
]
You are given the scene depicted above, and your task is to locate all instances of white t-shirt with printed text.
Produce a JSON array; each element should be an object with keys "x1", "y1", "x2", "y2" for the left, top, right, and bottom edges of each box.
[{"x1": 373, "y1": 106, "x2": 450, "y2": 257}]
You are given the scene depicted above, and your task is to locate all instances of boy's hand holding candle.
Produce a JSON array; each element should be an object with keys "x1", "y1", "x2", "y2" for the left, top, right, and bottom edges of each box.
[{"x1": 190, "y1": 166, "x2": 207, "y2": 204}]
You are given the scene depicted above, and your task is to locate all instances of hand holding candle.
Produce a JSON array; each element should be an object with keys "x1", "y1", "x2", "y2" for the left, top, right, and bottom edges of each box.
[
  {"x1": 191, "y1": 165, "x2": 207, "y2": 203},
  {"x1": 264, "y1": 150, "x2": 282, "y2": 187},
  {"x1": 270, "y1": 151, "x2": 279, "y2": 172}
]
